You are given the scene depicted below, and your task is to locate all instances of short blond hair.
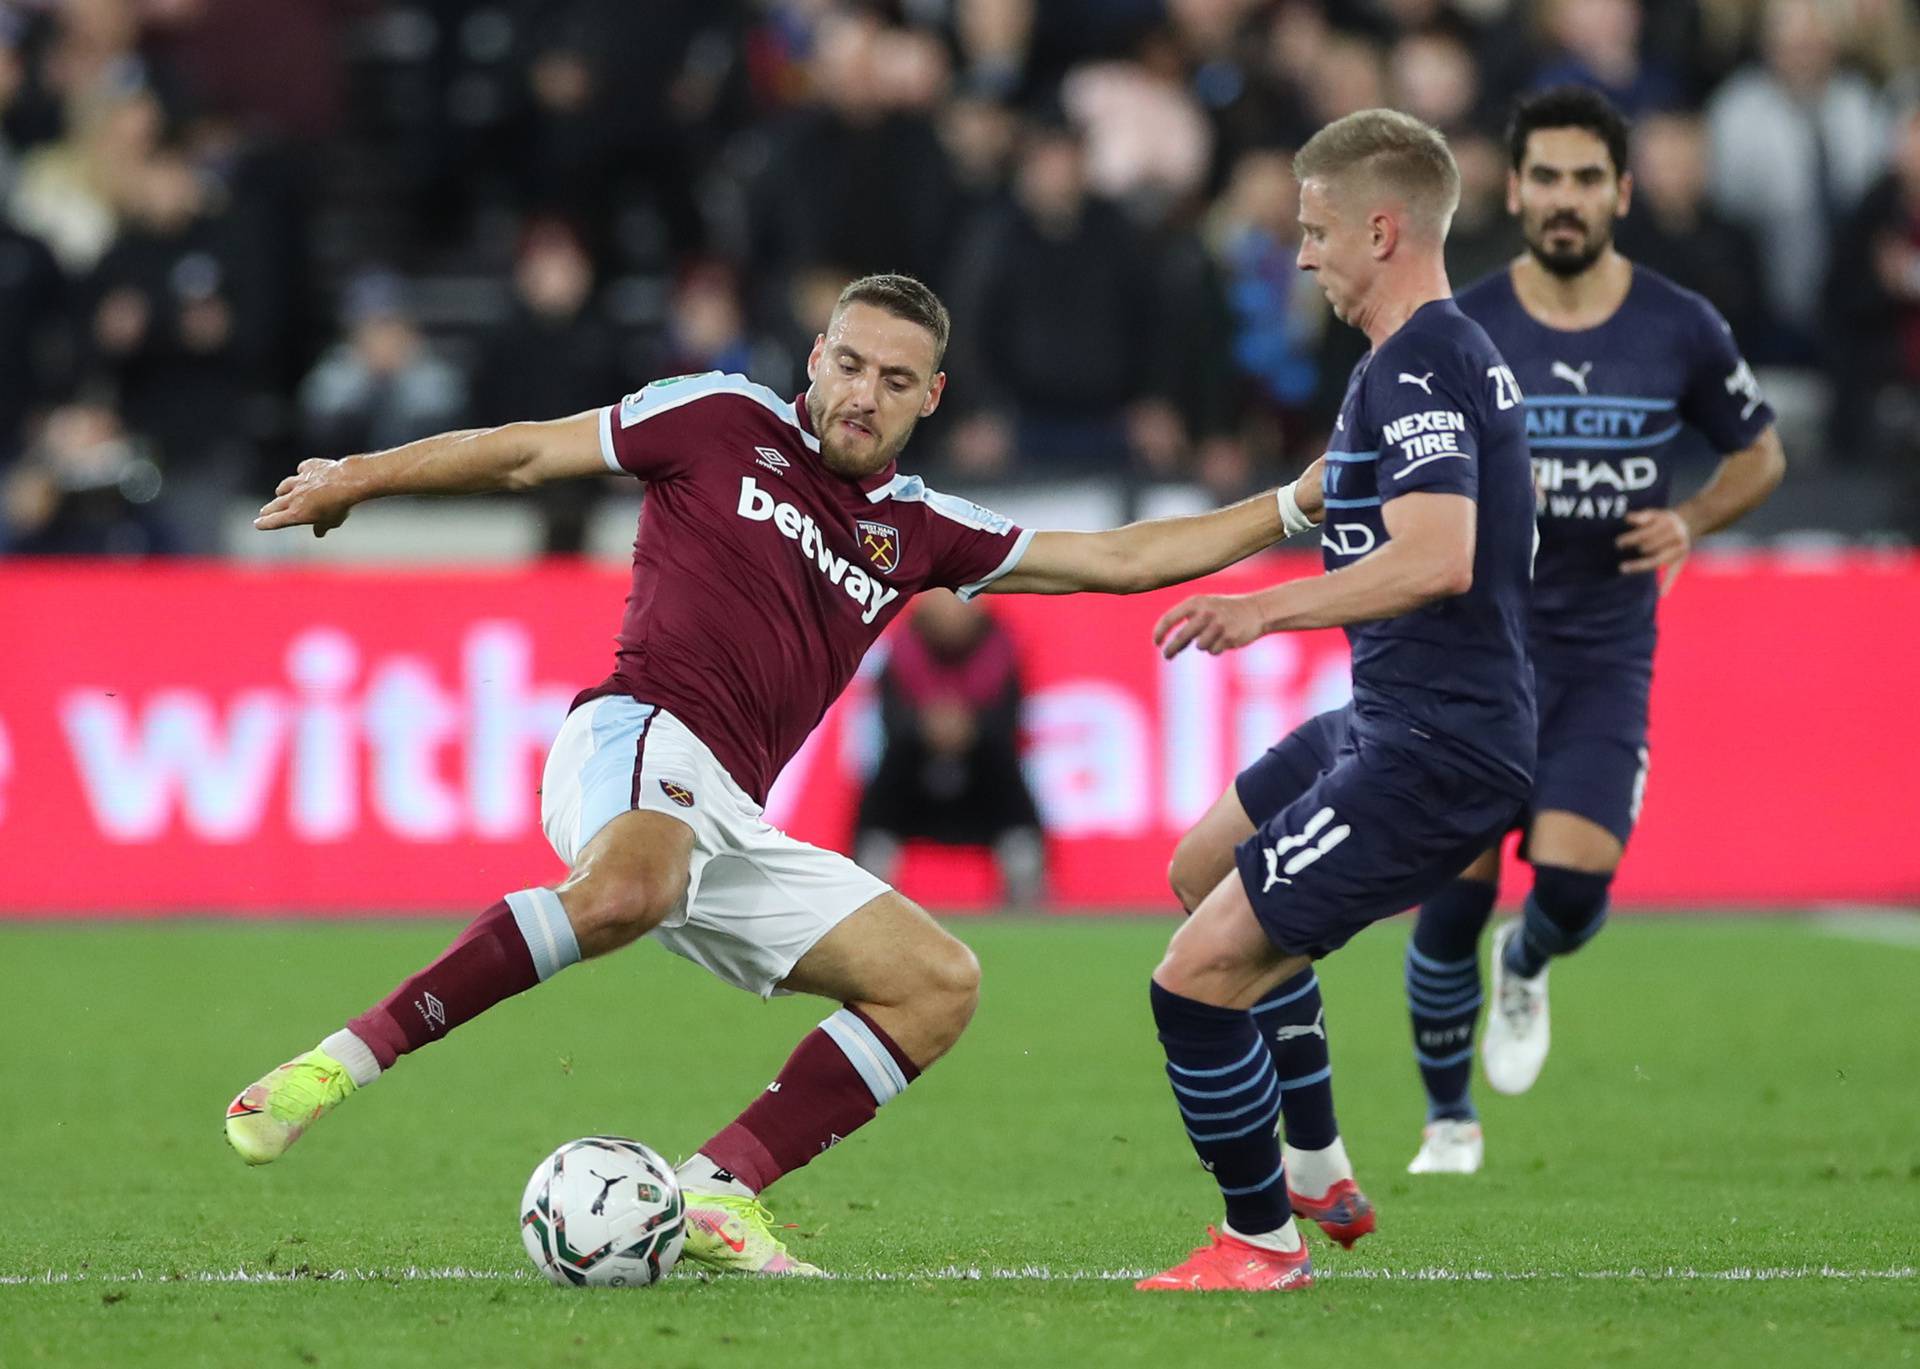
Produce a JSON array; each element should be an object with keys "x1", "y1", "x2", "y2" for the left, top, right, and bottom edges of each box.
[{"x1": 1294, "y1": 109, "x2": 1461, "y2": 238}]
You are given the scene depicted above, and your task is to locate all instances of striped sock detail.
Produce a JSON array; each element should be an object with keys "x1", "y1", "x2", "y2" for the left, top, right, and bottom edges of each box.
[
  {"x1": 1254, "y1": 968, "x2": 1339, "y2": 1151},
  {"x1": 1152, "y1": 981, "x2": 1291, "y2": 1234},
  {"x1": 505, "y1": 887, "x2": 581, "y2": 983},
  {"x1": 1407, "y1": 879, "x2": 1496, "y2": 1123},
  {"x1": 1250, "y1": 972, "x2": 1319, "y2": 1015},
  {"x1": 819, "y1": 1009, "x2": 911, "y2": 1107}
]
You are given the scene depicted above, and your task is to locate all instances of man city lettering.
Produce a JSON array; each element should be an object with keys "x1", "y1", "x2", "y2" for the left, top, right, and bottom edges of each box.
[{"x1": 1532, "y1": 455, "x2": 1658, "y2": 520}]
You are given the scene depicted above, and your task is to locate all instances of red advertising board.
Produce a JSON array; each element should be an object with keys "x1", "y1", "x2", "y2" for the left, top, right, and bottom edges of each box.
[{"x1": 2, "y1": 555, "x2": 1915, "y2": 914}]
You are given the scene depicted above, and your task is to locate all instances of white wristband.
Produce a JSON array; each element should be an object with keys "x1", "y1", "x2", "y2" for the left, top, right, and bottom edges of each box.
[{"x1": 1276, "y1": 481, "x2": 1317, "y2": 537}]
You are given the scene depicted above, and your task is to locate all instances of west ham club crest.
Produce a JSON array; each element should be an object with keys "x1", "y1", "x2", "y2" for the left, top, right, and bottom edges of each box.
[{"x1": 856, "y1": 520, "x2": 901, "y2": 574}]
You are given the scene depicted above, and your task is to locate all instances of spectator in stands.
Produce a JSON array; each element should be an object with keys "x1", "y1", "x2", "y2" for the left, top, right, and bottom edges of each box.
[
  {"x1": 473, "y1": 217, "x2": 621, "y2": 556},
  {"x1": 856, "y1": 591, "x2": 1046, "y2": 906},
  {"x1": 33, "y1": 0, "x2": 164, "y2": 132},
  {"x1": 1210, "y1": 147, "x2": 1323, "y2": 430},
  {"x1": 1389, "y1": 25, "x2": 1484, "y2": 137},
  {"x1": 655, "y1": 260, "x2": 776, "y2": 382},
  {"x1": 0, "y1": 212, "x2": 69, "y2": 465},
  {"x1": 1443, "y1": 132, "x2": 1518, "y2": 289},
  {"x1": 1303, "y1": 32, "x2": 1388, "y2": 128},
  {"x1": 944, "y1": 109, "x2": 1182, "y2": 479},
  {"x1": 511, "y1": 0, "x2": 737, "y2": 257},
  {"x1": 1165, "y1": 0, "x2": 1261, "y2": 142},
  {"x1": 299, "y1": 270, "x2": 466, "y2": 460},
  {"x1": 0, "y1": 400, "x2": 173, "y2": 555},
  {"x1": 1707, "y1": 0, "x2": 1889, "y2": 358},
  {"x1": 0, "y1": 9, "x2": 28, "y2": 197},
  {"x1": 937, "y1": 84, "x2": 1021, "y2": 215},
  {"x1": 1205, "y1": 3, "x2": 1318, "y2": 168},
  {"x1": 1826, "y1": 102, "x2": 1920, "y2": 468},
  {"x1": 10, "y1": 78, "x2": 159, "y2": 273},
  {"x1": 84, "y1": 146, "x2": 255, "y2": 491},
  {"x1": 746, "y1": 12, "x2": 960, "y2": 293},
  {"x1": 1060, "y1": 25, "x2": 1215, "y2": 223},
  {"x1": 1616, "y1": 111, "x2": 1770, "y2": 347},
  {"x1": 951, "y1": 0, "x2": 1035, "y2": 101},
  {"x1": 1532, "y1": 0, "x2": 1682, "y2": 115},
  {"x1": 141, "y1": 0, "x2": 348, "y2": 145}
]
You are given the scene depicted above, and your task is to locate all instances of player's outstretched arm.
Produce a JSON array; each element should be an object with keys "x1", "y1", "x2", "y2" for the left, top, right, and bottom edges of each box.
[
  {"x1": 1616, "y1": 426, "x2": 1786, "y2": 587},
  {"x1": 1155, "y1": 492, "x2": 1473, "y2": 658},
  {"x1": 986, "y1": 460, "x2": 1325, "y2": 597},
  {"x1": 254, "y1": 410, "x2": 606, "y2": 538}
]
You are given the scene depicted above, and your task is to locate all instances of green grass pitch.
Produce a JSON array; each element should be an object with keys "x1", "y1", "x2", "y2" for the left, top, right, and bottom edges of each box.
[{"x1": 2, "y1": 913, "x2": 1916, "y2": 1368}]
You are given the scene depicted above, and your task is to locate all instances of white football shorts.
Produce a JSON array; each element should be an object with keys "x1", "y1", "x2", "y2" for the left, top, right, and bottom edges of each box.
[{"x1": 540, "y1": 696, "x2": 890, "y2": 997}]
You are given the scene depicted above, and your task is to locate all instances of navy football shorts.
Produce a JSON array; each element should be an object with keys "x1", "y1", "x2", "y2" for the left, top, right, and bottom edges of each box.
[
  {"x1": 1526, "y1": 660, "x2": 1652, "y2": 847},
  {"x1": 1235, "y1": 707, "x2": 1352, "y2": 824},
  {"x1": 1232, "y1": 709, "x2": 1525, "y2": 959}
]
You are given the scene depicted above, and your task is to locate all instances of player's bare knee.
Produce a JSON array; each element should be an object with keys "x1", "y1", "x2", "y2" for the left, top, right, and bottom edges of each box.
[
  {"x1": 558, "y1": 866, "x2": 683, "y2": 956},
  {"x1": 1166, "y1": 848, "x2": 1195, "y2": 913},
  {"x1": 923, "y1": 935, "x2": 981, "y2": 1037},
  {"x1": 883, "y1": 934, "x2": 978, "y2": 1056},
  {"x1": 1152, "y1": 933, "x2": 1211, "y2": 999},
  {"x1": 1167, "y1": 836, "x2": 1220, "y2": 915}
]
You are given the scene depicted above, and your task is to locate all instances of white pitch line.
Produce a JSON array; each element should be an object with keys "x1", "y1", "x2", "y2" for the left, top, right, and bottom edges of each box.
[
  {"x1": 1812, "y1": 907, "x2": 1920, "y2": 949},
  {"x1": 2, "y1": 1264, "x2": 1913, "y2": 1288}
]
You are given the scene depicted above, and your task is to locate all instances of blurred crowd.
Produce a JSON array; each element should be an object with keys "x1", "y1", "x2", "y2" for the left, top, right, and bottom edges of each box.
[{"x1": 3, "y1": 0, "x2": 1919, "y2": 555}]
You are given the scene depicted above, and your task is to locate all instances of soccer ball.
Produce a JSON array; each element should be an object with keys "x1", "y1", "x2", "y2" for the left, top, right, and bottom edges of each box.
[{"x1": 519, "y1": 1136, "x2": 686, "y2": 1287}]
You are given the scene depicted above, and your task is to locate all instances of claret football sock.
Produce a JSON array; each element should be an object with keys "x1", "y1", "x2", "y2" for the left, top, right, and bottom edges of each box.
[
  {"x1": 346, "y1": 889, "x2": 579, "y2": 1068},
  {"x1": 694, "y1": 1006, "x2": 921, "y2": 1194}
]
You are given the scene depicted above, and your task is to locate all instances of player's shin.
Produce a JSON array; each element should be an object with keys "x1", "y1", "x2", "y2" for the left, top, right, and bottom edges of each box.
[
  {"x1": 1505, "y1": 866, "x2": 1611, "y2": 977},
  {"x1": 686, "y1": 1006, "x2": 921, "y2": 1196},
  {"x1": 1258, "y1": 970, "x2": 1375, "y2": 1246},
  {"x1": 1407, "y1": 879, "x2": 1495, "y2": 1121},
  {"x1": 225, "y1": 889, "x2": 577, "y2": 1165},
  {"x1": 343, "y1": 888, "x2": 580, "y2": 1074},
  {"x1": 1151, "y1": 980, "x2": 1302, "y2": 1251}
]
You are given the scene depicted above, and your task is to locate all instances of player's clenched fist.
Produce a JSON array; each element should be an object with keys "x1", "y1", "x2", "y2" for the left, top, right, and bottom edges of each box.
[
  {"x1": 1153, "y1": 592, "x2": 1266, "y2": 659},
  {"x1": 255, "y1": 458, "x2": 360, "y2": 537}
]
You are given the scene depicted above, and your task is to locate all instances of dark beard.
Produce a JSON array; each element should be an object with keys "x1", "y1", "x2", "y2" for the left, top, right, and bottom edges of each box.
[
  {"x1": 808, "y1": 388, "x2": 918, "y2": 477},
  {"x1": 1526, "y1": 222, "x2": 1609, "y2": 279}
]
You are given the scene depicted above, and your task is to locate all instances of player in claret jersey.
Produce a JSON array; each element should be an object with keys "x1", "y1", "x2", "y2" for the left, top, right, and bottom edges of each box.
[
  {"x1": 228, "y1": 273, "x2": 1317, "y2": 1276},
  {"x1": 1400, "y1": 88, "x2": 1785, "y2": 1176}
]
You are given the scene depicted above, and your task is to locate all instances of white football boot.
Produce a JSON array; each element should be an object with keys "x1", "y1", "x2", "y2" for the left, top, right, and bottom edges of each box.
[
  {"x1": 1406, "y1": 1119, "x2": 1484, "y2": 1175},
  {"x1": 1482, "y1": 920, "x2": 1551, "y2": 1095}
]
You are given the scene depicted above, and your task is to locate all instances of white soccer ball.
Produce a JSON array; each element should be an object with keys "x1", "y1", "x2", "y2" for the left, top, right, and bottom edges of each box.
[{"x1": 519, "y1": 1136, "x2": 686, "y2": 1287}]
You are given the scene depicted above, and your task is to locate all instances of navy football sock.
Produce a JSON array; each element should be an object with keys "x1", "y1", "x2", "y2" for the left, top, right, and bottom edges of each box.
[
  {"x1": 1253, "y1": 969, "x2": 1338, "y2": 1151},
  {"x1": 1506, "y1": 865, "x2": 1612, "y2": 978},
  {"x1": 1407, "y1": 879, "x2": 1496, "y2": 1122},
  {"x1": 1150, "y1": 980, "x2": 1291, "y2": 1235}
]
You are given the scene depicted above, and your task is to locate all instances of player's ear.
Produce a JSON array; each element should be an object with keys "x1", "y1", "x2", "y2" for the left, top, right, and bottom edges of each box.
[
  {"x1": 1615, "y1": 169, "x2": 1633, "y2": 220},
  {"x1": 1505, "y1": 169, "x2": 1521, "y2": 217},
  {"x1": 1371, "y1": 211, "x2": 1397, "y2": 260},
  {"x1": 921, "y1": 372, "x2": 946, "y2": 418},
  {"x1": 805, "y1": 334, "x2": 827, "y2": 382}
]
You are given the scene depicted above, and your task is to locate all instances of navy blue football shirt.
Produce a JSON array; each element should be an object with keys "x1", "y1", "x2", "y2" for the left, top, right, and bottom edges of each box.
[
  {"x1": 1455, "y1": 265, "x2": 1774, "y2": 664},
  {"x1": 1320, "y1": 299, "x2": 1537, "y2": 792}
]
